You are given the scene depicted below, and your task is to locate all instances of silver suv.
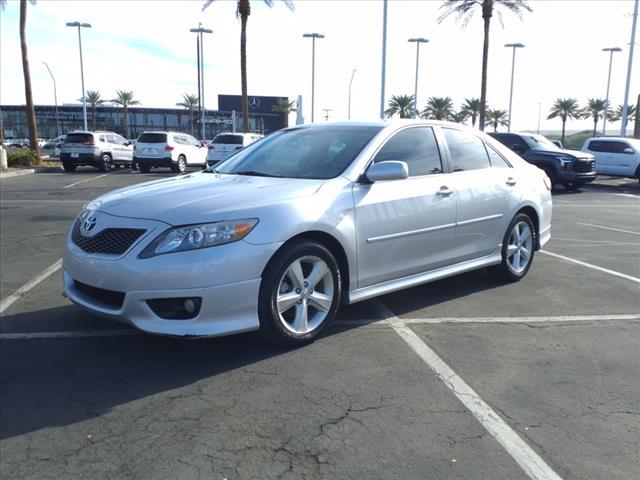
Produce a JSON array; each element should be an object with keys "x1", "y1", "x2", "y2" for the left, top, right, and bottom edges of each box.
[{"x1": 59, "y1": 131, "x2": 134, "y2": 172}]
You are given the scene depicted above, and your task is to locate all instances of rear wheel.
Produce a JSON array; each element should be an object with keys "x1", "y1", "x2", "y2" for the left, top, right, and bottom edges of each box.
[
  {"x1": 258, "y1": 241, "x2": 341, "y2": 347},
  {"x1": 172, "y1": 155, "x2": 187, "y2": 174},
  {"x1": 491, "y1": 213, "x2": 536, "y2": 282},
  {"x1": 99, "y1": 153, "x2": 112, "y2": 172},
  {"x1": 62, "y1": 161, "x2": 76, "y2": 172},
  {"x1": 139, "y1": 164, "x2": 151, "y2": 173}
]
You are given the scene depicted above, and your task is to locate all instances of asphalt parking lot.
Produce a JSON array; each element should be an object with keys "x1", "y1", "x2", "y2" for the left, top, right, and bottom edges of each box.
[{"x1": 1, "y1": 168, "x2": 638, "y2": 480}]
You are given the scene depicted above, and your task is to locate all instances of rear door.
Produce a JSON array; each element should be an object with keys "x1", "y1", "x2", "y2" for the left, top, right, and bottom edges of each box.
[
  {"x1": 441, "y1": 127, "x2": 520, "y2": 262},
  {"x1": 186, "y1": 135, "x2": 206, "y2": 164},
  {"x1": 112, "y1": 134, "x2": 133, "y2": 161},
  {"x1": 353, "y1": 126, "x2": 457, "y2": 287}
]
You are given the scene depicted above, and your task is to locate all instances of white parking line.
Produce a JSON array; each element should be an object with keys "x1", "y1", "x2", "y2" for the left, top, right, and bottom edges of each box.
[
  {"x1": 613, "y1": 193, "x2": 640, "y2": 199},
  {"x1": 576, "y1": 222, "x2": 640, "y2": 236},
  {"x1": 0, "y1": 259, "x2": 62, "y2": 315},
  {"x1": 371, "y1": 300, "x2": 564, "y2": 480},
  {"x1": 541, "y1": 250, "x2": 640, "y2": 284},
  {"x1": 63, "y1": 173, "x2": 109, "y2": 189},
  {"x1": 0, "y1": 330, "x2": 138, "y2": 340}
]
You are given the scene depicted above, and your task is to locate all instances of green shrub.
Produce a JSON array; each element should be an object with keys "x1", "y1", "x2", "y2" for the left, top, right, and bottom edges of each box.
[{"x1": 7, "y1": 151, "x2": 37, "y2": 167}]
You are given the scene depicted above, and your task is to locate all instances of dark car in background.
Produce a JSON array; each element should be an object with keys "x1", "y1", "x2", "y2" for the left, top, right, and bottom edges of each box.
[{"x1": 488, "y1": 132, "x2": 596, "y2": 191}]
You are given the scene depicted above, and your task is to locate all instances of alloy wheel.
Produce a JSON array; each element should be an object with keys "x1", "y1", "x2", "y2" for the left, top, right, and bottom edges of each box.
[
  {"x1": 506, "y1": 221, "x2": 533, "y2": 274},
  {"x1": 275, "y1": 255, "x2": 335, "y2": 334}
]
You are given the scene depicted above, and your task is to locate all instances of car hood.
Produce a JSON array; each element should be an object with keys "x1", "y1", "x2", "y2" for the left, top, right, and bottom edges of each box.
[
  {"x1": 87, "y1": 172, "x2": 326, "y2": 225},
  {"x1": 529, "y1": 149, "x2": 594, "y2": 160}
]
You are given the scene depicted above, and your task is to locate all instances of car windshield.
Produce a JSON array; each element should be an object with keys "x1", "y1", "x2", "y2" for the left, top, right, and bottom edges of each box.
[
  {"x1": 521, "y1": 134, "x2": 561, "y2": 151},
  {"x1": 212, "y1": 134, "x2": 244, "y2": 145},
  {"x1": 137, "y1": 133, "x2": 167, "y2": 143},
  {"x1": 213, "y1": 126, "x2": 383, "y2": 179}
]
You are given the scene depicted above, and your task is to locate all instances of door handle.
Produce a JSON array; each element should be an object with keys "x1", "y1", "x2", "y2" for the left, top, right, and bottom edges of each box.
[
  {"x1": 437, "y1": 186, "x2": 453, "y2": 196},
  {"x1": 506, "y1": 177, "x2": 517, "y2": 186}
]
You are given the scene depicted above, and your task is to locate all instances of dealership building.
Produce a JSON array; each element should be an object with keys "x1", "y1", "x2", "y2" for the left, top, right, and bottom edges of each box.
[{"x1": 1, "y1": 94, "x2": 288, "y2": 140}]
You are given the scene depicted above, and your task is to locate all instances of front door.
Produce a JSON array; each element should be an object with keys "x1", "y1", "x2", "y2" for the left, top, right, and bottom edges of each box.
[{"x1": 353, "y1": 126, "x2": 457, "y2": 288}]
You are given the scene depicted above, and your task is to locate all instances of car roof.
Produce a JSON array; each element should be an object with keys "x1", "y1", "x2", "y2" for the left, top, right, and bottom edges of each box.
[{"x1": 585, "y1": 136, "x2": 639, "y2": 143}]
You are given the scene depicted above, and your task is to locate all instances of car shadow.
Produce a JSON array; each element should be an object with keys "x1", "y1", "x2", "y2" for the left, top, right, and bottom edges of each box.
[{"x1": 0, "y1": 269, "x2": 503, "y2": 440}]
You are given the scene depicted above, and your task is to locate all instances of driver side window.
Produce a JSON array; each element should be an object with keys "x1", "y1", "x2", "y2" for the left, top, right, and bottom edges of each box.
[{"x1": 373, "y1": 127, "x2": 442, "y2": 177}]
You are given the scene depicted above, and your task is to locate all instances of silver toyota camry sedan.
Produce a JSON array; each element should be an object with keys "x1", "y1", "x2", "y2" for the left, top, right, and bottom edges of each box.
[{"x1": 63, "y1": 121, "x2": 552, "y2": 346}]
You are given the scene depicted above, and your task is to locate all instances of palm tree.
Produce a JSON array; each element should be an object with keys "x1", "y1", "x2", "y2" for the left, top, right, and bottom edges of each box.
[
  {"x1": 461, "y1": 97, "x2": 484, "y2": 127},
  {"x1": 611, "y1": 104, "x2": 637, "y2": 127},
  {"x1": 19, "y1": 0, "x2": 40, "y2": 164},
  {"x1": 485, "y1": 108, "x2": 508, "y2": 132},
  {"x1": 384, "y1": 95, "x2": 415, "y2": 119},
  {"x1": 422, "y1": 96, "x2": 455, "y2": 120},
  {"x1": 547, "y1": 98, "x2": 581, "y2": 145},
  {"x1": 203, "y1": 0, "x2": 294, "y2": 133},
  {"x1": 80, "y1": 90, "x2": 106, "y2": 132},
  {"x1": 111, "y1": 90, "x2": 140, "y2": 139},
  {"x1": 438, "y1": 0, "x2": 532, "y2": 131},
  {"x1": 451, "y1": 110, "x2": 469, "y2": 124},
  {"x1": 176, "y1": 93, "x2": 199, "y2": 135},
  {"x1": 271, "y1": 97, "x2": 296, "y2": 128},
  {"x1": 582, "y1": 98, "x2": 608, "y2": 137}
]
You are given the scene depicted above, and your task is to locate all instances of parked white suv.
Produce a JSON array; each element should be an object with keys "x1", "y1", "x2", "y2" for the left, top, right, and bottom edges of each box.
[
  {"x1": 60, "y1": 131, "x2": 133, "y2": 172},
  {"x1": 581, "y1": 137, "x2": 640, "y2": 180},
  {"x1": 206, "y1": 132, "x2": 263, "y2": 167},
  {"x1": 134, "y1": 131, "x2": 207, "y2": 173}
]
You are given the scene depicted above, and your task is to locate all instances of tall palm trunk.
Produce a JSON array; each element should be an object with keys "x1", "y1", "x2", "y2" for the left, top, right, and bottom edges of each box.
[
  {"x1": 189, "y1": 109, "x2": 194, "y2": 136},
  {"x1": 479, "y1": 3, "x2": 492, "y2": 132},
  {"x1": 92, "y1": 104, "x2": 97, "y2": 131},
  {"x1": 561, "y1": 115, "x2": 567, "y2": 145},
  {"x1": 239, "y1": 0, "x2": 250, "y2": 133},
  {"x1": 123, "y1": 106, "x2": 128, "y2": 138},
  {"x1": 592, "y1": 118, "x2": 598, "y2": 138},
  {"x1": 19, "y1": 0, "x2": 40, "y2": 164},
  {"x1": 471, "y1": 114, "x2": 477, "y2": 127}
]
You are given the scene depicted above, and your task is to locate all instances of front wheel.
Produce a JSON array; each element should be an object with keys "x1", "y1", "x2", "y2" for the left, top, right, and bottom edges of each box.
[
  {"x1": 491, "y1": 213, "x2": 536, "y2": 282},
  {"x1": 258, "y1": 241, "x2": 342, "y2": 347}
]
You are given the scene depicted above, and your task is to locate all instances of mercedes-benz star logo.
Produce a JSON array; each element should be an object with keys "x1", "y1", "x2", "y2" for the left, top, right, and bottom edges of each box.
[
  {"x1": 81, "y1": 216, "x2": 98, "y2": 235},
  {"x1": 248, "y1": 97, "x2": 261, "y2": 110}
]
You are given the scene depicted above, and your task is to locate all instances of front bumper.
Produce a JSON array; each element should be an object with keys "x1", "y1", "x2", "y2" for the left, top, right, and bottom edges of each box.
[
  {"x1": 556, "y1": 170, "x2": 597, "y2": 184},
  {"x1": 63, "y1": 217, "x2": 283, "y2": 336}
]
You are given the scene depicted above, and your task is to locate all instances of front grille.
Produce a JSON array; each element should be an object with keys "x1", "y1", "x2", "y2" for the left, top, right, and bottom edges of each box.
[
  {"x1": 74, "y1": 280, "x2": 125, "y2": 309},
  {"x1": 572, "y1": 159, "x2": 596, "y2": 173},
  {"x1": 71, "y1": 220, "x2": 145, "y2": 255}
]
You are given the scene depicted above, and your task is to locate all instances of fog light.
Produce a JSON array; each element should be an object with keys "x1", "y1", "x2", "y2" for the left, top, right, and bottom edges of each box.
[{"x1": 146, "y1": 297, "x2": 202, "y2": 320}]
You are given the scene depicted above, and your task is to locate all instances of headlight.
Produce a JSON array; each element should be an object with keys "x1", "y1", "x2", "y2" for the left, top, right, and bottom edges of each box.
[
  {"x1": 139, "y1": 219, "x2": 258, "y2": 258},
  {"x1": 554, "y1": 156, "x2": 573, "y2": 168}
]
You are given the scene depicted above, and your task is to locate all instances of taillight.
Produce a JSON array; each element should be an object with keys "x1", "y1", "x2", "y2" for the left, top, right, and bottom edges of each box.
[
  {"x1": 543, "y1": 175, "x2": 552, "y2": 191},
  {"x1": 83, "y1": 141, "x2": 95, "y2": 146},
  {"x1": 165, "y1": 145, "x2": 175, "y2": 151}
]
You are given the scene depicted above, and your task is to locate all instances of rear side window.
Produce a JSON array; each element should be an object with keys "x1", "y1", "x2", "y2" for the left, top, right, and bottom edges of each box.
[
  {"x1": 138, "y1": 133, "x2": 167, "y2": 143},
  {"x1": 64, "y1": 133, "x2": 93, "y2": 144},
  {"x1": 373, "y1": 127, "x2": 443, "y2": 177},
  {"x1": 444, "y1": 128, "x2": 491, "y2": 171},
  {"x1": 213, "y1": 134, "x2": 244, "y2": 145},
  {"x1": 485, "y1": 144, "x2": 511, "y2": 168},
  {"x1": 587, "y1": 140, "x2": 610, "y2": 152}
]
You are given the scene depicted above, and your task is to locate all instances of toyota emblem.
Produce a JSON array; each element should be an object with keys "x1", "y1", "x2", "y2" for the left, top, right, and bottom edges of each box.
[{"x1": 81, "y1": 216, "x2": 98, "y2": 235}]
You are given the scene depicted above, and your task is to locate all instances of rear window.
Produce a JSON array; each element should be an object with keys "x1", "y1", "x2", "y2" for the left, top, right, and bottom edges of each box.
[
  {"x1": 137, "y1": 133, "x2": 167, "y2": 144},
  {"x1": 64, "y1": 133, "x2": 94, "y2": 144},
  {"x1": 212, "y1": 134, "x2": 244, "y2": 145}
]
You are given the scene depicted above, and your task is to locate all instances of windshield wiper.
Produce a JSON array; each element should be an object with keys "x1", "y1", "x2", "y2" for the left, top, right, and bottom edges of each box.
[{"x1": 233, "y1": 170, "x2": 285, "y2": 178}]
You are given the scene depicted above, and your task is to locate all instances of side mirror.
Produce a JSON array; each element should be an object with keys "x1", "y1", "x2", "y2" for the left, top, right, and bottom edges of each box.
[
  {"x1": 551, "y1": 140, "x2": 564, "y2": 149},
  {"x1": 366, "y1": 161, "x2": 409, "y2": 182},
  {"x1": 623, "y1": 147, "x2": 634, "y2": 154}
]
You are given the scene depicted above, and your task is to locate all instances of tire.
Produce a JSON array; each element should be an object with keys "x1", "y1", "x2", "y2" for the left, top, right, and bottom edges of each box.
[
  {"x1": 258, "y1": 241, "x2": 342, "y2": 347},
  {"x1": 131, "y1": 162, "x2": 139, "y2": 171},
  {"x1": 139, "y1": 164, "x2": 151, "y2": 173},
  {"x1": 172, "y1": 155, "x2": 187, "y2": 174},
  {"x1": 99, "y1": 153, "x2": 112, "y2": 172},
  {"x1": 563, "y1": 182, "x2": 582, "y2": 191},
  {"x1": 62, "y1": 161, "x2": 76, "y2": 172},
  {"x1": 491, "y1": 213, "x2": 536, "y2": 282},
  {"x1": 542, "y1": 167, "x2": 556, "y2": 191}
]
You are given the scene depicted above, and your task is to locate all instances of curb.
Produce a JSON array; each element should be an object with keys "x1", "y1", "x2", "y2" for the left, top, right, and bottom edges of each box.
[
  {"x1": 35, "y1": 166, "x2": 63, "y2": 173},
  {"x1": 0, "y1": 168, "x2": 35, "y2": 179}
]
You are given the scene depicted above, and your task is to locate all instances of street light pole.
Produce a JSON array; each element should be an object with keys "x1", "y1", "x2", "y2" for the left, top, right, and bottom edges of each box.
[
  {"x1": 348, "y1": 69, "x2": 356, "y2": 119},
  {"x1": 190, "y1": 24, "x2": 213, "y2": 140},
  {"x1": 380, "y1": 0, "x2": 388, "y2": 119},
  {"x1": 303, "y1": 33, "x2": 325, "y2": 123},
  {"x1": 66, "y1": 21, "x2": 91, "y2": 131},
  {"x1": 505, "y1": 43, "x2": 524, "y2": 132},
  {"x1": 621, "y1": 0, "x2": 638, "y2": 136},
  {"x1": 42, "y1": 62, "x2": 60, "y2": 137},
  {"x1": 602, "y1": 47, "x2": 622, "y2": 136},
  {"x1": 408, "y1": 38, "x2": 429, "y2": 119}
]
